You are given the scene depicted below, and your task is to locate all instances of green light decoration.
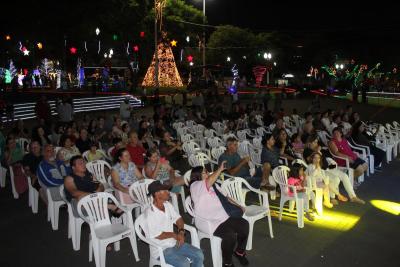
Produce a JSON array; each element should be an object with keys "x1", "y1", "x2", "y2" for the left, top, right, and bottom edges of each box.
[
  {"x1": 5, "y1": 70, "x2": 11, "y2": 84},
  {"x1": 113, "y1": 34, "x2": 118, "y2": 41},
  {"x1": 321, "y1": 65, "x2": 337, "y2": 78}
]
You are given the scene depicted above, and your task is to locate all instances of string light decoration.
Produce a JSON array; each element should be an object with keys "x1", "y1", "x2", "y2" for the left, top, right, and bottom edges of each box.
[
  {"x1": 140, "y1": 31, "x2": 145, "y2": 38},
  {"x1": 229, "y1": 64, "x2": 239, "y2": 94},
  {"x1": 37, "y1": 42, "x2": 43, "y2": 49},
  {"x1": 141, "y1": 42, "x2": 183, "y2": 87},
  {"x1": 252, "y1": 66, "x2": 267, "y2": 87},
  {"x1": 155, "y1": 0, "x2": 167, "y2": 30}
]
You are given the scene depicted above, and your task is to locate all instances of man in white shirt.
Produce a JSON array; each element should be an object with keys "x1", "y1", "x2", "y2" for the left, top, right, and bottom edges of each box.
[
  {"x1": 145, "y1": 181, "x2": 204, "y2": 267},
  {"x1": 120, "y1": 97, "x2": 132, "y2": 121}
]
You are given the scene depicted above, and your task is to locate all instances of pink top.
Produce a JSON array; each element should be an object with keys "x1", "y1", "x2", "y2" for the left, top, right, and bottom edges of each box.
[
  {"x1": 190, "y1": 180, "x2": 229, "y2": 234},
  {"x1": 292, "y1": 142, "x2": 304, "y2": 150},
  {"x1": 331, "y1": 138, "x2": 357, "y2": 166},
  {"x1": 287, "y1": 176, "x2": 305, "y2": 197}
]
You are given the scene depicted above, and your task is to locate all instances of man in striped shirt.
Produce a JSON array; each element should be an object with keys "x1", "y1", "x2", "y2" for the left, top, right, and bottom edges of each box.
[{"x1": 37, "y1": 144, "x2": 69, "y2": 203}]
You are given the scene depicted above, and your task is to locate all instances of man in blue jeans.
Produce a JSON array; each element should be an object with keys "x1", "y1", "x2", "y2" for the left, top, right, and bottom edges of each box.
[{"x1": 145, "y1": 181, "x2": 204, "y2": 267}]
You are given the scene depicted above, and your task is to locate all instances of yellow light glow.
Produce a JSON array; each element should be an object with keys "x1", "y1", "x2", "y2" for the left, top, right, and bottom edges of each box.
[
  {"x1": 6, "y1": 35, "x2": 11, "y2": 40},
  {"x1": 370, "y1": 200, "x2": 400, "y2": 216},
  {"x1": 37, "y1": 42, "x2": 43, "y2": 49},
  {"x1": 170, "y1": 40, "x2": 177, "y2": 47},
  {"x1": 270, "y1": 205, "x2": 360, "y2": 231}
]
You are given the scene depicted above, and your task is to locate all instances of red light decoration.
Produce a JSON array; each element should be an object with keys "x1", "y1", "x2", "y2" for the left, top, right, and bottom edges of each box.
[
  {"x1": 187, "y1": 55, "x2": 193, "y2": 62},
  {"x1": 70, "y1": 47, "x2": 77, "y2": 54},
  {"x1": 140, "y1": 31, "x2": 145, "y2": 38},
  {"x1": 252, "y1": 66, "x2": 267, "y2": 87},
  {"x1": 23, "y1": 69, "x2": 28, "y2": 75},
  {"x1": 21, "y1": 46, "x2": 27, "y2": 52},
  {"x1": 133, "y1": 45, "x2": 139, "y2": 52}
]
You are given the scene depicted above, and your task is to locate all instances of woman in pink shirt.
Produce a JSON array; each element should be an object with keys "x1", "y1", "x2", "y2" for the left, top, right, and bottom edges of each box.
[
  {"x1": 190, "y1": 161, "x2": 250, "y2": 267},
  {"x1": 328, "y1": 127, "x2": 368, "y2": 181}
]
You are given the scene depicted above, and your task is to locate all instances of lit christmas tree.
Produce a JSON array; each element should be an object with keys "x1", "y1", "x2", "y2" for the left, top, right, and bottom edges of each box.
[
  {"x1": 9, "y1": 60, "x2": 17, "y2": 79},
  {"x1": 142, "y1": 42, "x2": 183, "y2": 87},
  {"x1": 40, "y1": 58, "x2": 54, "y2": 76}
]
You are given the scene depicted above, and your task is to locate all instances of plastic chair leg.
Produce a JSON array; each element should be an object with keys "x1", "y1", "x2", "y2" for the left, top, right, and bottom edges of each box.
[
  {"x1": 210, "y1": 237, "x2": 222, "y2": 267},
  {"x1": 278, "y1": 198, "x2": 285, "y2": 221},
  {"x1": 289, "y1": 200, "x2": 295, "y2": 213},
  {"x1": 180, "y1": 188, "x2": 186, "y2": 213},
  {"x1": 295, "y1": 198, "x2": 304, "y2": 228},
  {"x1": 315, "y1": 188, "x2": 323, "y2": 216},
  {"x1": 245, "y1": 219, "x2": 254, "y2": 250},
  {"x1": 128, "y1": 233, "x2": 140, "y2": 262},
  {"x1": 267, "y1": 212, "x2": 274, "y2": 238}
]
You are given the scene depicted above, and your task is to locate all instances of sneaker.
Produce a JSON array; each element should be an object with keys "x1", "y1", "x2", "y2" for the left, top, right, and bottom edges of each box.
[
  {"x1": 331, "y1": 198, "x2": 339, "y2": 205},
  {"x1": 351, "y1": 197, "x2": 365, "y2": 205},
  {"x1": 324, "y1": 202, "x2": 333, "y2": 208},
  {"x1": 234, "y1": 251, "x2": 249, "y2": 266},
  {"x1": 305, "y1": 212, "x2": 315, "y2": 221}
]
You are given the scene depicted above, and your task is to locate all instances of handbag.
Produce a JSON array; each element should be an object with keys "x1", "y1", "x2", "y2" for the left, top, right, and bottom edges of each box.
[{"x1": 212, "y1": 184, "x2": 244, "y2": 218}]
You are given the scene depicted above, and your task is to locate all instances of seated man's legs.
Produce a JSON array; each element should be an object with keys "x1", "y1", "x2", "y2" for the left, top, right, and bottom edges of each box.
[{"x1": 169, "y1": 243, "x2": 204, "y2": 267}]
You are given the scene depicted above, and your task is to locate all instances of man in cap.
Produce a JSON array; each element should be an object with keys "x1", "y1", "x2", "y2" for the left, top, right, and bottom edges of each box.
[{"x1": 144, "y1": 181, "x2": 204, "y2": 267}]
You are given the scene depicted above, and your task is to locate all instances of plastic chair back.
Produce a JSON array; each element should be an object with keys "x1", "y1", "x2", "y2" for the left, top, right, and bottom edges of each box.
[{"x1": 86, "y1": 160, "x2": 112, "y2": 185}]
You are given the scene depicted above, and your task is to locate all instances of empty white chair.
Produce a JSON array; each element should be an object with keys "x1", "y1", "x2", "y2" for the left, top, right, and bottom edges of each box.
[
  {"x1": 134, "y1": 213, "x2": 200, "y2": 267},
  {"x1": 212, "y1": 122, "x2": 225, "y2": 136},
  {"x1": 252, "y1": 137, "x2": 263, "y2": 149},
  {"x1": 180, "y1": 133, "x2": 196, "y2": 143},
  {"x1": 77, "y1": 192, "x2": 140, "y2": 267},
  {"x1": 172, "y1": 122, "x2": 185, "y2": 130},
  {"x1": 182, "y1": 141, "x2": 202, "y2": 156},
  {"x1": 46, "y1": 186, "x2": 66, "y2": 230},
  {"x1": 204, "y1": 129, "x2": 219, "y2": 139},
  {"x1": 221, "y1": 177, "x2": 274, "y2": 250},
  {"x1": 27, "y1": 176, "x2": 39, "y2": 214},
  {"x1": 272, "y1": 166, "x2": 306, "y2": 228},
  {"x1": 60, "y1": 185, "x2": 85, "y2": 251},
  {"x1": 185, "y1": 196, "x2": 222, "y2": 267},
  {"x1": 86, "y1": 160, "x2": 113, "y2": 192},
  {"x1": 256, "y1": 127, "x2": 270, "y2": 137},
  {"x1": 207, "y1": 136, "x2": 225, "y2": 149},
  {"x1": 16, "y1": 138, "x2": 30, "y2": 153}
]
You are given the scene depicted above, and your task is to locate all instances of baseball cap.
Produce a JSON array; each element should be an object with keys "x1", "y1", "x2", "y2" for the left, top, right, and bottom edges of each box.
[{"x1": 147, "y1": 181, "x2": 172, "y2": 196}]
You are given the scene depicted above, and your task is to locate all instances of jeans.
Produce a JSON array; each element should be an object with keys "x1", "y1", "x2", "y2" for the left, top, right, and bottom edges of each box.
[
  {"x1": 163, "y1": 243, "x2": 204, "y2": 267},
  {"x1": 214, "y1": 217, "x2": 249, "y2": 265}
]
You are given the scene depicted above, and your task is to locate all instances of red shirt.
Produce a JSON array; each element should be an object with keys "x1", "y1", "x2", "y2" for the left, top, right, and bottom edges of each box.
[{"x1": 126, "y1": 143, "x2": 146, "y2": 167}]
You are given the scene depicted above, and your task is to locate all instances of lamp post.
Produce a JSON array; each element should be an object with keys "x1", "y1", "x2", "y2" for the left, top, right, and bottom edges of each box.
[
  {"x1": 154, "y1": 0, "x2": 159, "y2": 88},
  {"x1": 263, "y1": 52, "x2": 272, "y2": 84}
]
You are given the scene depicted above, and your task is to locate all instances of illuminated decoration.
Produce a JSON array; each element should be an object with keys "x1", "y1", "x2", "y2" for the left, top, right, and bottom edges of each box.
[
  {"x1": 227, "y1": 56, "x2": 231, "y2": 62},
  {"x1": 229, "y1": 64, "x2": 239, "y2": 94},
  {"x1": 263, "y1": 52, "x2": 271, "y2": 59},
  {"x1": 84, "y1": 41, "x2": 88, "y2": 52},
  {"x1": 32, "y1": 68, "x2": 42, "y2": 87},
  {"x1": 109, "y1": 49, "x2": 114, "y2": 56},
  {"x1": 133, "y1": 45, "x2": 139, "y2": 52},
  {"x1": 37, "y1": 42, "x2": 43, "y2": 49},
  {"x1": 189, "y1": 62, "x2": 194, "y2": 66},
  {"x1": 186, "y1": 36, "x2": 190, "y2": 43},
  {"x1": 170, "y1": 40, "x2": 177, "y2": 47},
  {"x1": 19, "y1": 42, "x2": 23, "y2": 51},
  {"x1": 273, "y1": 62, "x2": 277, "y2": 66},
  {"x1": 23, "y1": 49, "x2": 30, "y2": 56},
  {"x1": 129, "y1": 61, "x2": 139, "y2": 72},
  {"x1": 56, "y1": 70, "x2": 61, "y2": 89},
  {"x1": 98, "y1": 40, "x2": 101, "y2": 54},
  {"x1": 141, "y1": 42, "x2": 183, "y2": 87},
  {"x1": 371, "y1": 200, "x2": 400, "y2": 216},
  {"x1": 126, "y1": 42, "x2": 130, "y2": 55},
  {"x1": 8, "y1": 60, "x2": 17, "y2": 82},
  {"x1": 70, "y1": 47, "x2": 77, "y2": 54},
  {"x1": 187, "y1": 55, "x2": 193, "y2": 62},
  {"x1": 77, "y1": 58, "x2": 85, "y2": 88},
  {"x1": 140, "y1": 31, "x2": 145, "y2": 38},
  {"x1": 95, "y1": 27, "x2": 100, "y2": 36},
  {"x1": 155, "y1": 0, "x2": 167, "y2": 30},
  {"x1": 104, "y1": 53, "x2": 107, "y2": 58},
  {"x1": 243, "y1": 56, "x2": 247, "y2": 59},
  {"x1": 18, "y1": 72, "x2": 25, "y2": 86},
  {"x1": 113, "y1": 34, "x2": 118, "y2": 41},
  {"x1": 284, "y1": 74, "x2": 294, "y2": 78},
  {"x1": 40, "y1": 58, "x2": 54, "y2": 76},
  {"x1": 252, "y1": 66, "x2": 267, "y2": 87},
  {"x1": 6, "y1": 35, "x2": 11, "y2": 40}
]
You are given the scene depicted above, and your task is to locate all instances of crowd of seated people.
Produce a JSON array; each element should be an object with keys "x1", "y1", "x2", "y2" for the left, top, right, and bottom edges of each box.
[{"x1": 1, "y1": 97, "x2": 397, "y2": 267}]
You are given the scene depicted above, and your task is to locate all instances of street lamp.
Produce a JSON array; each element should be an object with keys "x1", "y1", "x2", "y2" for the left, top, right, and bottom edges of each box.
[
  {"x1": 264, "y1": 52, "x2": 272, "y2": 84},
  {"x1": 95, "y1": 27, "x2": 100, "y2": 36},
  {"x1": 227, "y1": 56, "x2": 231, "y2": 62}
]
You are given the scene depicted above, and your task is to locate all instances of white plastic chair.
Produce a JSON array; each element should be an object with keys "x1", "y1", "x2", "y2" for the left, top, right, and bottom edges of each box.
[
  {"x1": 180, "y1": 133, "x2": 196, "y2": 143},
  {"x1": 134, "y1": 213, "x2": 200, "y2": 267},
  {"x1": 86, "y1": 160, "x2": 113, "y2": 192},
  {"x1": 272, "y1": 166, "x2": 306, "y2": 228},
  {"x1": 221, "y1": 177, "x2": 274, "y2": 250},
  {"x1": 211, "y1": 147, "x2": 226, "y2": 162},
  {"x1": 317, "y1": 130, "x2": 331, "y2": 147},
  {"x1": 46, "y1": 186, "x2": 66, "y2": 230},
  {"x1": 207, "y1": 136, "x2": 225, "y2": 149},
  {"x1": 256, "y1": 127, "x2": 270, "y2": 137},
  {"x1": 182, "y1": 141, "x2": 202, "y2": 156},
  {"x1": 204, "y1": 129, "x2": 218, "y2": 139},
  {"x1": 82, "y1": 149, "x2": 108, "y2": 162},
  {"x1": 60, "y1": 185, "x2": 85, "y2": 251},
  {"x1": 212, "y1": 122, "x2": 225, "y2": 136},
  {"x1": 252, "y1": 137, "x2": 263, "y2": 149},
  {"x1": 129, "y1": 179, "x2": 155, "y2": 213},
  {"x1": 185, "y1": 196, "x2": 222, "y2": 267},
  {"x1": 9, "y1": 166, "x2": 19, "y2": 199},
  {"x1": 27, "y1": 176, "x2": 39, "y2": 214},
  {"x1": 16, "y1": 138, "x2": 30, "y2": 153},
  {"x1": 172, "y1": 122, "x2": 185, "y2": 130},
  {"x1": 107, "y1": 147, "x2": 114, "y2": 159},
  {"x1": 327, "y1": 148, "x2": 356, "y2": 186},
  {"x1": 0, "y1": 166, "x2": 6, "y2": 188},
  {"x1": 77, "y1": 192, "x2": 140, "y2": 267}
]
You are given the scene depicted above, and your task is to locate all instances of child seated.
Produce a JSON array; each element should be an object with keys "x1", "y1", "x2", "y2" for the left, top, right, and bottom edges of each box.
[
  {"x1": 288, "y1": 163, "x2": 314, "y2": 221},
  {"x1": 291, "y1": 133, "x2": 304, "y2": 155}
]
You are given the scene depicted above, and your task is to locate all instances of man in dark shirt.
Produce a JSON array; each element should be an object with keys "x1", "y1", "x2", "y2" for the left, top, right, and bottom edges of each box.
[
  {"x1": 22, "y1": 141, "x2": 43, "y2": 191},
  {"x1": 75, "y1": 129, "x2": 91, "y2": 154}
]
